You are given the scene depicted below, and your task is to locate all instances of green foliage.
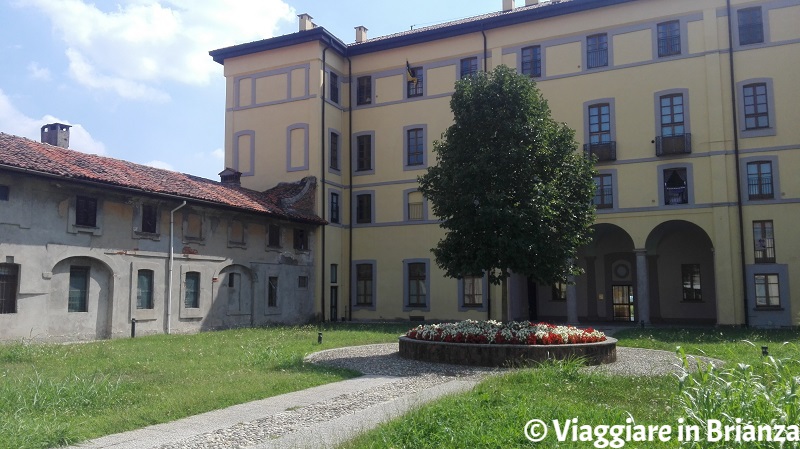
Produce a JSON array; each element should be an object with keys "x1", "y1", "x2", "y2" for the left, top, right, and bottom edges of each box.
[
  {"x1": 418, "y1": 65, "x2": 595, "y2": 285},
  {"x1": 677, "y1": 346, "x2": 800, "y2": 449}
]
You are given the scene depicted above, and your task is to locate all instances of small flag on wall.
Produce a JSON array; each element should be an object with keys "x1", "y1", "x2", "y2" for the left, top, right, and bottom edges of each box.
[{"x1": 406, "y1": 60, "x2": 418, "y2": 84}]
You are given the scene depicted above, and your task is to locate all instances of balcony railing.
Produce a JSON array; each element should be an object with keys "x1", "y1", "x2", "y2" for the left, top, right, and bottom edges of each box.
[
  {"x1": 583, "y1": 142, "x2": 617, "y2": 162},
  {"x1": 664, "y1": 186, "x2": 688, "y2": 205},
  {"x1": 656, "y1": 133, "x2": 691, "y2": 156},
  {"x1": 747, "y1": 177, "x2": 774, "y2": 200}
]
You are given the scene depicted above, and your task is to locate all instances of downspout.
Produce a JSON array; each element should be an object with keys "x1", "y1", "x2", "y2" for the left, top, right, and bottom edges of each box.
[
  {"x1": 726, "y1": 0, "x2": 749, "y2": 327},
  {"x1": 167, "y1": 200, "x2": 187, "y2": 334},
  {"x1": 321, "y1": 43, "x2": 329, "y2": 322},
  {"x1": 481, "y1": 29, "x2": 488, "y2": 72},
  {"x1": 347, "y1": 56, "x2": 353, "y2": 321}
]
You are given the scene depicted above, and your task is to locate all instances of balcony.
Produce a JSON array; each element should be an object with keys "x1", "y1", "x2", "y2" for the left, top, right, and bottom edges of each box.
[
  {"x1": 664, "y1": 186, "x2": 688, "y2": 205},
  {"x1": 583, "y1": 142, "x2": 617, "y2": 162},
  {"x1": 656, "y1": 133, "x2": 691, "y2": 156}
]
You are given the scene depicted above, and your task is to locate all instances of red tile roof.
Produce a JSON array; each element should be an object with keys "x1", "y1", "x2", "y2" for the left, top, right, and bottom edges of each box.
[{"x1": 0, "y1": 132, "x2": 325, "y2": 225}]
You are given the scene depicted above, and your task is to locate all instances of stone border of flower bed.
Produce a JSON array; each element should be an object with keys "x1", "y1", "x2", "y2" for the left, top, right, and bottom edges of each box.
[{"x1": 398, "y1": 336, "x2": 617, "y2": 367}]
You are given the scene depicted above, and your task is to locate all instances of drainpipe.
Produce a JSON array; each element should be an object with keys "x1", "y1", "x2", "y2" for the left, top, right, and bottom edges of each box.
[
  {"x1": 347, "y1": 56, "x2": 353, "y2": 321},
  {"x1": 167, "y1": 200, "x2": 187, "y2": 334},
  {"x1": 726, "y1": 0, "x2": 749, "y2": 327},
  {"x1": 481, "y1": 29, "x2": 488, "y2": 73},
  {"x1": 320, "y1": 43, "x2": 329, "y2": 322}
]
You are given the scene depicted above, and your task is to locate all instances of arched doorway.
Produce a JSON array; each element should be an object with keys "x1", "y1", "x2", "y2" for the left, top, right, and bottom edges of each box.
[
  {"x1": 50, "y1": 256, "x2": 114, "y2": 339},
  {"x1": 645, "y1": 220, "x2": 717, "y2": 324}
]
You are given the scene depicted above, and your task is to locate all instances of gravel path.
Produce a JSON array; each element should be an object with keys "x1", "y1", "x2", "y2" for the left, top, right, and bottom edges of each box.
[{"x1": 71, "y1": 342, "x2": 721, "y2": 449}]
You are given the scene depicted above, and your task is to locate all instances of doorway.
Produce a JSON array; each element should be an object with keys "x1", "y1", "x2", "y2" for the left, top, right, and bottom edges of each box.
[
  {"x1": 612, "y1": 285, "x2": 634, "y2": 322},
  {"x1": 330, "y1": 286, "x2": 338, "y2": 321}
]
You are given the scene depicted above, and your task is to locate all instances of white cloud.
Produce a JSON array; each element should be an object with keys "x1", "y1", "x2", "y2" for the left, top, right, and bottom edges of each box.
[
  {"x1": 0, "y1": 88, "x2": 107, "y2": 154},
  {"x1": 211, "y1": 148, "x2": 224, "y2": 160},
  {"x1": 145, "y1": 160, "x2": 174, "y2": 171},
  {"x1": 27, "y1": 62, "x2": 52, "y2": 81},
  {"x1": 17, "y1": 0, "x2": 296, "y2": 100}
]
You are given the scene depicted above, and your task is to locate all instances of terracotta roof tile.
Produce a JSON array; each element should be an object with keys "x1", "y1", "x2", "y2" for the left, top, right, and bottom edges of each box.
[{"x1": 0, "y1": 132, "x2": 325, "y2": 225}]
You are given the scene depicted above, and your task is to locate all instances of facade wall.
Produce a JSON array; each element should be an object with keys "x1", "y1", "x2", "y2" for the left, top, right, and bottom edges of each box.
[
  {"x1": 219, "y1": 0, "x2": 800, "y2": 326},
  {"x1": 0, "y1": 171, "x2": 316, "y2": 341}
]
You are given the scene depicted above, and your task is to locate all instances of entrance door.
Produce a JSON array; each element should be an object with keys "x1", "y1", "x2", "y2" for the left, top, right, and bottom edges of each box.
[
  {"x1": 330, "y1": 286, "x2": 338, "y2": 321},
  {"x1": 612, "y1": 285, "x2": 635, "y2": 322}
]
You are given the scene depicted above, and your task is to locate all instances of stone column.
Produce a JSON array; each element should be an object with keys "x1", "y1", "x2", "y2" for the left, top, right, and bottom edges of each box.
[
  {"x1": 566, "y1": 274, "x2": 578, "y2": 324},
  {"x1": 635, "y1": 249, "x2": 650, "y2": 325}
]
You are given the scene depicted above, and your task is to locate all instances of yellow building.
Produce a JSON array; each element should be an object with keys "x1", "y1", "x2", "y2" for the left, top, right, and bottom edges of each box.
[{"x1": 210, "y1": 0, "x2": 800, "y2": 327}]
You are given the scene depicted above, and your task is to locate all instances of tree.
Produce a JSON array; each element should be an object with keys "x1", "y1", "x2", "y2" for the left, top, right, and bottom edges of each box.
[{"x1": 418, "y1": 65, "x2": 595, "y2": 315}]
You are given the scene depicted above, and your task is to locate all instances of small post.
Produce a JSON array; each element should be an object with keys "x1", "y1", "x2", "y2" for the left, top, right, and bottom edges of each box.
[
  {"x1": 761, "y1": 346, "x2": 769, "y2": 357},
  {"x1": 318, "y1": 332, "x2": 323, "y2": 344},
  {"x1": 131, "y1": 318, "x2": 137, "y2": 338}
]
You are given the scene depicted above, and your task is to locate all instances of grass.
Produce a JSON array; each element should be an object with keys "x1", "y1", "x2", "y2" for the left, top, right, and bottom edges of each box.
[
  {"x1": 0, "y1": 322, "x2": 409, "y2": 449},
  {"x1": 341, "y1": 327, "x2": 800, "y2": 449}
]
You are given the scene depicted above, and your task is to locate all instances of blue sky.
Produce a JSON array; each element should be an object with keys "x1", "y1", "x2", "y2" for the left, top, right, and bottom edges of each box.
[{"x1": 0, "y1": 0, "x2": 501, "y2": 180}]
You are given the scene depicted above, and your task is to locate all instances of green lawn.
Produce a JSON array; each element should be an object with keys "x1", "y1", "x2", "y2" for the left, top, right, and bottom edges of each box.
[
  {"x1": 0, "y1": 323, "x2": 409, "y2": 449},
  {"x1": 341, "y1": 327, "x2": 800, "y2": 449}
]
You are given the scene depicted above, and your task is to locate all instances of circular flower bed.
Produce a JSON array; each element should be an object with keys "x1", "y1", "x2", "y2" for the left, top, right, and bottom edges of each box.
[{"x1": 405, "y1": 320, "x2": 607, "y2": 345}]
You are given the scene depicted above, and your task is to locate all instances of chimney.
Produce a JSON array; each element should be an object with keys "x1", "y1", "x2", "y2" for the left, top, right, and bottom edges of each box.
[
  {"x1": 219, "y1": 168, "x2": 242, "y2": 186},
  {"x1": 355, "y1": 26, "x2": 368, "y2": 43},
  {"x1": 298, "y1": 13, "x2": 314, "y2": 32},
  {"x1": 503, "y1": 0, "x2": 515, "y2": 11},
  {"x1": 41, "y1": 123, "x2": 71, "y2": 148}
]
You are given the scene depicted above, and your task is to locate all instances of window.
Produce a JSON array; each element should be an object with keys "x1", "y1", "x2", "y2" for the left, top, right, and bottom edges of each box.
[
  {"x1": 298, "y1": 276, "x2": 308, "y2": 289},
  {"x1": 753, "y1": 220, "x2": 776, "y2": 264},
  {"x1": 330, "y1": 132, "x2": 340, "y2": 170},
  {"x1": 355, "y1": 264, "x2": 373, "y2": 305},
  {"x1": 0, "y1": 264, "x2": 18, "y2": 314},
  {"x1": 747, "y1": 161, "x2": 773, "y2": 200},
  {"x1": 184, "y1": 272, "x2": 200, "y2": 308},
  {"x1": 0, "y1": 185, "x2": 8, "y2": 201},
  {"x1": 663, "y1": 168, "x2": 688, "y2": 205},
  {"x1": 330, "y1": 192, "x2": 340, "y2": 224},
  {"x1": 588, "y1": 103, "x2": 611, "y2": 144},
  {"x1": 356, "y1": 193, "x2": 372, "y2": 224},
  {"x1": 136, "y1": 269, "x2": 154, "y2": 309},
  {"x1": 657, "y1": 21, "x2": 681, "y2": 57},
  {"x1": 406, "y1": 128, "x2": 424, "y2": 166},
  {"x1": 660, "y1": 94, "x2": 685, "y2": 137},
  {"x1": 407, "y1": 66, "x2": 423, "y2": 97},
  {"x1": 293, "y1": 228, "x2": 308, "y2": 251},
  {"x1": 68, "y1": 266, "x2": 89, "y2": 312},
  {"x1": 330, "y1": 264, "x2": 338, "y2": 284},
  {"x1": 521, "y1": 46, "x2": 541, "y2": 78},
  {"x1": 754, "y1": 274, "x2": 780, "y2": 307},
  {"x1": 407, "y1": 262, "x2": 427, "y2": 307},
  {"x1": 407, "y1": 190, "x2": 424, "y2": 221},
  {"x1": 552, "y1": 282, "x2": 567, "y2": 301},
  {"x1": 356, "y1": 135, "x2": 372, "y2": 172},
  {"x1": 743, "y1": 83, "x2": 769, "y2": 130},
  {"x1": 592, "y1": 174, "x2": 613, "y2": 209},
  {"x1": 229, "y1": 220, "x2": 245, "y2": 245},
  {"x1": 463, "y1": 275, "x2": 483, "y2": 306},
  {"x1": 76, "y1": 196, "x2": 97, "y2": 227},
  {"x1": 268, "y1": 224, "x2": 281, "y2": 248},
  {"x1": 586, "y1": 33, "x2": 608, "y2": 69},
  {"x1": 330, "y1": 72, "x2": 339, "y2": 103},
  {"x1": 356, "y1": 76, "x2": 371, "y2": 105},
  {"x1": 141, "y1": 204, "x2": 158, "y2": 233},
  {"x1": 460, "y1": 57, "x2": 478, "y2": 79},
  {"x1": 185, "y1": 213, "x2": 203, "y2": 240},
  {"x1": 268, "y1": 277, "x2": 278, "y2": 307},
  {"x1": 738, "y1": 7, "x2": 764, "y2": 46},
  {"x1": 682, "y1": 264, "x2": 702, "y2": 301}
]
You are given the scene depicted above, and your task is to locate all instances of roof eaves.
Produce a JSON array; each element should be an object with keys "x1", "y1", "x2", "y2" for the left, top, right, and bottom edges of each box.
[{"x1": 209, "y1": 28, "x2": 347, "y2": 64}]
